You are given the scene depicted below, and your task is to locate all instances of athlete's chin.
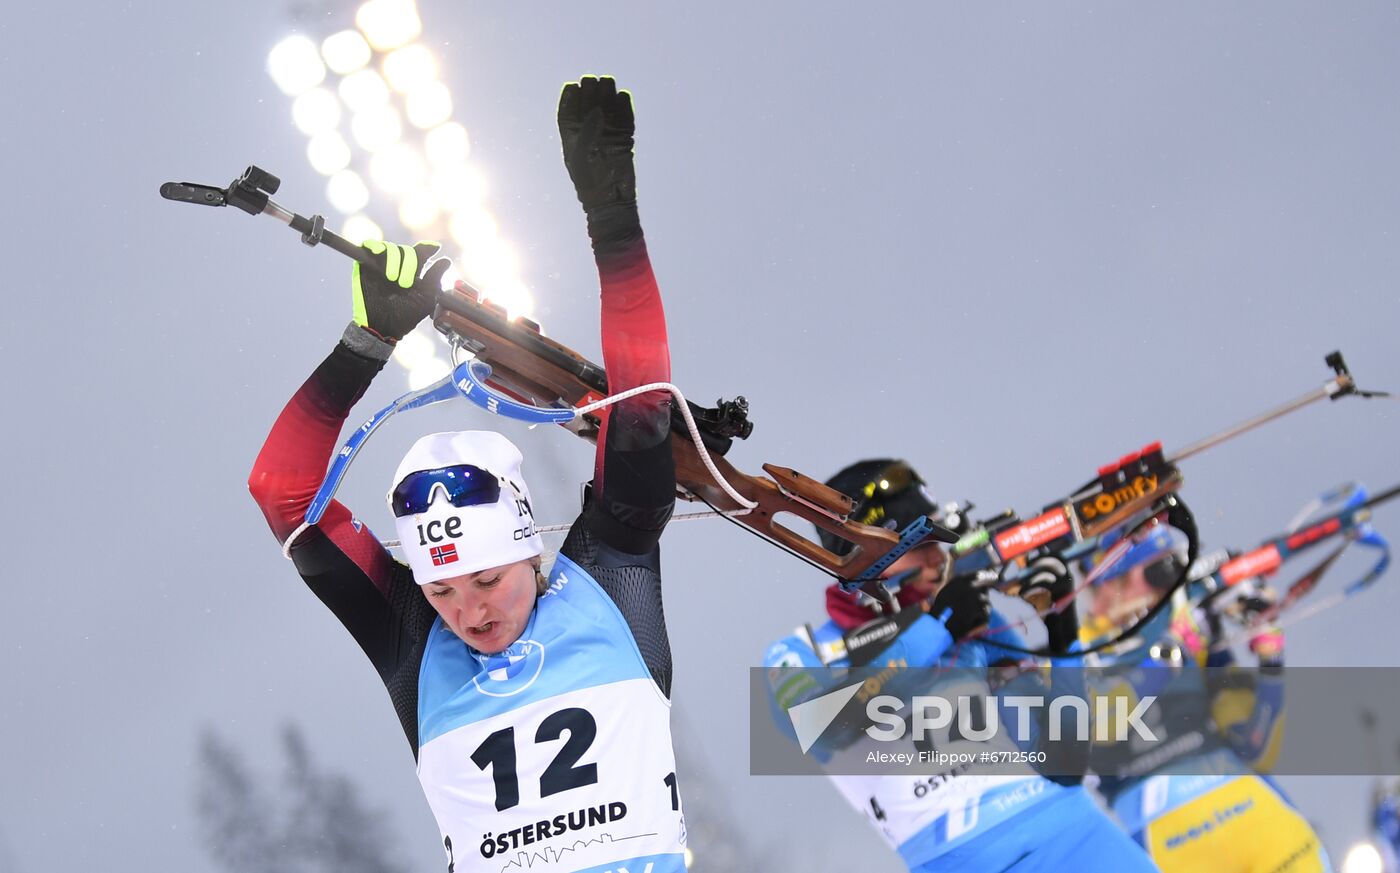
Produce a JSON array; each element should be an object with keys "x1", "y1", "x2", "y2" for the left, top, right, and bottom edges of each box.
[{"x1": 1101, "y1": 596, "x2": 1156, "y2": 628}]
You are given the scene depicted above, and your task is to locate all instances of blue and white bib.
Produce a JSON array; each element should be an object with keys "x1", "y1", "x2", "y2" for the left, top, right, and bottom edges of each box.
[{"x1": 416, "y1": 554, "x2": 686, "y2": 873}]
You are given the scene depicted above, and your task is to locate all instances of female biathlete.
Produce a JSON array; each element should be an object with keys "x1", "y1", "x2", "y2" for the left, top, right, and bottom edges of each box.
[
  {"x1": 249, "y1": 77, "x2": 689, "y2": 873},
  {"x1": 764, "y1": 460, "x2": 1162, "y2": 872},
  {"x1": 1082, "y1": 524, "x2": 1331, "y2": 872}
]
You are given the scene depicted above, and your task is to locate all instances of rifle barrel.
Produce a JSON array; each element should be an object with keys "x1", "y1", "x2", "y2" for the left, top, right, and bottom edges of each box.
[
  {"x1": 1167, "y1": 383, "x2": 1337, "y2": 464},
  {"x1": 1363, "y1": 483, "x2": 1400, "y2": 511}
]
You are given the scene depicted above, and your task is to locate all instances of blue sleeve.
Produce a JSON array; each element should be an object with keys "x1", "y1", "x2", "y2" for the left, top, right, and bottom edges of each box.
[
  {"x1": 1042, "y1": 643, "x2": 1091, "y2": 781},
  {"x1": 763, "y1": 616, "x2": 953, "y2": 710},
  {"x1": 974, "y1": 608, "x2": 1073, "y2": 728},
  {"x1": 1217, "y1": 671, "x2": 1286, "y2": 770},
  {"x1": 875, "y1": 612, "x2": 956, "y2": 669},
  {"x1": 1206, "y1": 646, "x2": 1235, "y2": 668},
  {"x1": 762, "y1": 635, "x2": 843, "y2": 763},
  {"x1": 763, "y1": 634, "x2": 828, "y2": 718},
  {"x1": 762, "y1": 616, "x2": 954, "y2": 760},
  {"x1": 980, "y1": 631, "x2": 1090, "y2": 782}
]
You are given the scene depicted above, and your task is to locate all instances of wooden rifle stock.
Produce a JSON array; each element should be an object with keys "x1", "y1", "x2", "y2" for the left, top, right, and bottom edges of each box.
[{"x1": 433, "y1": 281, "x2": 911, "y2": 579}]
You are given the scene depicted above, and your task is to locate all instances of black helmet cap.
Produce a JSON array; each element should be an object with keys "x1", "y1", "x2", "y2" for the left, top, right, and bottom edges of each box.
[{"x1": 818, "y1": 459, "x2": 945, "y2": 557}]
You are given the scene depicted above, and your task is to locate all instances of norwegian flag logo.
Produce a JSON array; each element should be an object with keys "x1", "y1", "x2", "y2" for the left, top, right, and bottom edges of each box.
[{"x1": 430, "y1": 544, "x2": 459, "y2": 566}]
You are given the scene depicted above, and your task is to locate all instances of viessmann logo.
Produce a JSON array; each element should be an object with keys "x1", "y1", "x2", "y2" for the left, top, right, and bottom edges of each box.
[
  {"x1": 994, "y1": 510, "x2": 1071, "y2": 560},
  {"x1": 1220, "y1": 545, "x2": 1282, "y2": 585}
]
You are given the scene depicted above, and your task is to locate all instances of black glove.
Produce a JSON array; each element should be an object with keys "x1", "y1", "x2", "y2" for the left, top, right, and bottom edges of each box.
[
  {"x1": 930, "y1": 575, "x2": 991, "y2": 642},
  {"x1": 351, "y1": 240, "x2": 450, "y2": 343},
  {"x1": 1222, "y1": 586, "x2": 1285, "y2": 667},
  {"x1": 1230, "y1": 589, "x2": 1279, "y2": 627},
  {"x1": 558, "y1": 76, "x2": 639, "y2": 251},
  {"x1": 1199, "y1": 597, "x2": 1226, "y2": 644},
  {"x1": 1019, "y1": 556, "x2": 1079, "y2": 654}
]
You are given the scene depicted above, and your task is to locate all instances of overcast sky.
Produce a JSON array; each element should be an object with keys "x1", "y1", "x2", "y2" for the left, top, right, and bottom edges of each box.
[{"x1": 3, "y1": 2, "x2": 1399, "y2": 871}]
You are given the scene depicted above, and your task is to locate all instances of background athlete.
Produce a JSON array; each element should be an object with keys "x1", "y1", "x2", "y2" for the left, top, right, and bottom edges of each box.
[
  {"x1": 249, "y1": 76, "x2": 689, "y2": 873},
  {"x1": 1082, "y1": 526, "x2": 1332, "y2": 872},
  {"x1": 763, "y1": 460, "x2": 1160, "y2": 872}
]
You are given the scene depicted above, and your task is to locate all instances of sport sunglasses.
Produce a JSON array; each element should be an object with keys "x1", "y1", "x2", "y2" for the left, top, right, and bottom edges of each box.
[
  {"x1": 853, "y1": 461, "x2": 926, "y2": 517},
  {"x1": 390, "y1": 464, "x2": 502, "y2": 518}
]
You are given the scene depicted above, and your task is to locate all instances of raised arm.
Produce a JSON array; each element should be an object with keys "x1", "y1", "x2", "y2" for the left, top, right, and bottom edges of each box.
[
  {"x1": 247, "y1": 242, "x2": 449, "y2": 695},
  {"x1": 559, "y1": 76, "x2": 676, "y2": 553}
]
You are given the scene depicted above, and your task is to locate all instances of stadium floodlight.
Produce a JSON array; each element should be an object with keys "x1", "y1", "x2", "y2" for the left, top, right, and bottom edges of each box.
[
  {"x1": 397, "y1": 189, "x2": 440, "y2": 231},
  {"x1": 307, "y1": 130, "x2": 354, "y2": 176},
  {"x1": 271, "y1": 0, "x2": 538, "y2": 387},
  {"x1": 341, "y1": 214, "x2": 384, "y2": 245},
  {"x1": 424, "y1": 121, "x2": 470, "y2": 165},
  {"x1": 432, "y1": 163, "x2": 486, "y2": 212},
  {"x1": 355, "y1": 0, "x2": 422, "y2": 52},
  {"x1": 439, "y1": 262, "x2": 463, "y2": 289},
  {"x1": 405, "y1": 81, "x2": 453, "y2": 129},
  {"x1": 461, "y1": 240, "x2": 523, "y2": 296},
  {"x1": 350, "y1": 104, "x2": 402, "y2": 152},
  {"x1": 1341, "y1": 843, "x2": 1383, "y2": 873},
  {"x1": 291, "y1": 87, "x2": 342, "y2": 136},
  {"x1": 267, "y1": 35, "x2": 326, "y2": 96},
  {"x1": 369, "y1": 142, "x2": 427, "y2": 195},
  {"x1": 327, "y1": 169, "x2": 371, "y2": 214},
  {"x1": 392, "y1": 327, "x2": 435, "y2": 370},
  {"x1": 338, "y1": 68, "x2": 391, "y2": 112},
  {"x1": 321, "y1": 29, "x2": 371, "y2": 75},
  {"x1": 479, "y1": 277, "x2": 533, "y2": 319},
  {"x1": 396, "y1": 326, "x2": 459, "y2": 392},
  {"x1": 448, "y1": 206, "x2": 498, "y2": 250},
  {"x1": 382, "y1": 43, "x2": 437, "y2": 94},
  {"x1": 406, "y1": 355, "x2": 451, "y2": 391},
  {"x1": 486, "y1": 241, "x2": 520, "y2": 278}
]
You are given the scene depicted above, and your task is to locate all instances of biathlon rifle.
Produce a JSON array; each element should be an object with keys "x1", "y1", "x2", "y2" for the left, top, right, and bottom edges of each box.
[
  {"x1": 160, "y1": 165, "x2": 953, "y2": 580},
  {"x1": 875, "y1": 353, "x2": 1392, "y2": 657},
  {"x1": 1188, "y1": 481, "x2": 1397, "y2": 640},
  {"x1": 951, "y1": 352, "x2": 1385, "y2": 581}
]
